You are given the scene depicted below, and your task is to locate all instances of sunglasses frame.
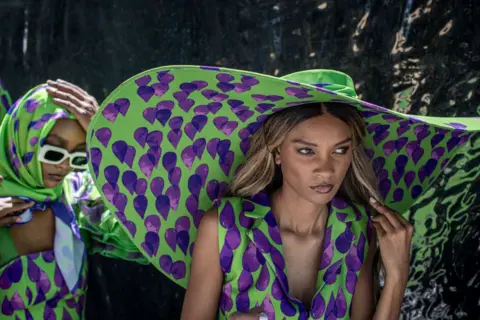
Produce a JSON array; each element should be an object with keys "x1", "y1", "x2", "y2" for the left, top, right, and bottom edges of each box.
[{"x1": 37, "y1": 144, "x2": 88, "y2": 170}]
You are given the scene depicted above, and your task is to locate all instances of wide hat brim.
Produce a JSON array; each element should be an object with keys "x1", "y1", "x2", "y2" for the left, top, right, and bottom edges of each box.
[{"x1": 86, "y1": 65, "x2": 478, "y2": 288}]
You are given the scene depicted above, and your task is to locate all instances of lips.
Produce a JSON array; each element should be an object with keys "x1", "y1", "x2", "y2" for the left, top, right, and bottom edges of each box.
[
  {"x1": 310, "y1": 184, "x2": 334, "y2": 194},
  {"x1": 47, "y1": 173, "x2": 66, "y2": 182}
]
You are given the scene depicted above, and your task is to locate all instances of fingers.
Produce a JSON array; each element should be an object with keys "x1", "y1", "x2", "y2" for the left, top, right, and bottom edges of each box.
[
  {"x1": 50, "y1": 97, "x2": 81, "y2": 115},
  {"x1": 0, "y1": 199, "x2": 33, "y2": 217},
  {"x1": 370, "y1": 197, "x2": 414, "y2": 238},
  {"x1": 369, "y1": 197, "x2": 410, "y2": 229},
  {"x1": 57, "y1": 79, "x2": 89, "y2": 96},
  {"x1": 47, "y1": 86, "x2": 85, "y2": 109},
  {"x1": 0, "y1": 215, "x2": 22, "y2": 227},
  {"x1": 47, "y1": 80, "x2": 86, "y2": 101},
  {"x1": 372, "y1": 215, "x2": 394, "y2": 234}
]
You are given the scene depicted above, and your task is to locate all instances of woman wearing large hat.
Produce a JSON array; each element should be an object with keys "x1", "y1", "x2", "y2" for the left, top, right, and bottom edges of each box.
[{"x1": 86, "y1": 66, "x2": 479, "y2": 319}]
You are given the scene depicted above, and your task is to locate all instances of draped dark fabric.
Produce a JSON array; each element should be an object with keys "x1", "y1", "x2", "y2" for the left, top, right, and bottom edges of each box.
[{"x1": 1, "y1": 0, "x2": 479, "y2": 318}]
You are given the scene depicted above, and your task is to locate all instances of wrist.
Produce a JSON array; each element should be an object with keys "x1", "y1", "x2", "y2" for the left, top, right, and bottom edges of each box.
[{"x1": 385, "y1": 272, "x2": 408, "y2": 287}]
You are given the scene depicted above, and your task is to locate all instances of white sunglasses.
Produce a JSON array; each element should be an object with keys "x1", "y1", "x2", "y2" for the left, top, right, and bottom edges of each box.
[{"x1": 38, "y1": 144, "x2": 88, "y2": 170}]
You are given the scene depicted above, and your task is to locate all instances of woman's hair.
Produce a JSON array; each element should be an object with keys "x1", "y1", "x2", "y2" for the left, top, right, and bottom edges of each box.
[
  {"x1": 230, "y1": 102, "x2": 380, "y2": 206},
  {"x1": 230, "y1": 102, "x2": 384, "y2": 303}
]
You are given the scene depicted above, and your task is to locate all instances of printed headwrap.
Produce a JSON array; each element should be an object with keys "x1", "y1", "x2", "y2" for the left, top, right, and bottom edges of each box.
[{"x1": 0, "y1": 85, "x2": 86, "y2": 292}]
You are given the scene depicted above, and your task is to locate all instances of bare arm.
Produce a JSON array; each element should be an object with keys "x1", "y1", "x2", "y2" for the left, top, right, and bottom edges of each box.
[
  {"x1": 351, "y1": 231, "x2": 407, "y2": 320},
  {"x1": 352, "y1": 198, "x2": 412, "y2": 320},
  {"x1": 371, "y1": 275, "x2": 407, "y2": 320},
  {"x1": 351, "y1": 233, "x2": 376, "y2": 320},
  {"x1": 181, "y1": 208, "x2": 223, "y2": 320}
]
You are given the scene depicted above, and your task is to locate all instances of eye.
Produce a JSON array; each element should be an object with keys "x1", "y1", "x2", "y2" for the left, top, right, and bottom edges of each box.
[
  {"x1": 297, "y1": 148, "x2": 315, "y2": 155},
  {"x1": 334, "y1": 146, "x2": 350, "y2": 155}
]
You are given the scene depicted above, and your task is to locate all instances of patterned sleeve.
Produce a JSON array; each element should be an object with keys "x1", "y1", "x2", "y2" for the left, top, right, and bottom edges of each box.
[{"x1": 64, "y1": 171, "x2": 148, "y2": 264}]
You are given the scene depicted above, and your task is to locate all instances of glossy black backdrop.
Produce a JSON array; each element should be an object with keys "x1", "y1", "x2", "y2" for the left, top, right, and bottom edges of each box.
[{"x1": 1, "y1": 0, "x2": 479, "y2": 319}]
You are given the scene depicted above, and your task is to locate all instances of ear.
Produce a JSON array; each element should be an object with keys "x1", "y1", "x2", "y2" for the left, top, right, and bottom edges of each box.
[{"x1": 274, "y1": 148, "x2": 281, "y2": 165}]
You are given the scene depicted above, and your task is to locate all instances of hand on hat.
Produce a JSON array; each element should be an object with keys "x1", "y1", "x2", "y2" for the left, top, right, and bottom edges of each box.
[
  {"x1": 46, "y1": 79, "x2": 99, "y2": 132},
  {"x1": 369, "y1": 197, "x2": 413, "y2": 283}
]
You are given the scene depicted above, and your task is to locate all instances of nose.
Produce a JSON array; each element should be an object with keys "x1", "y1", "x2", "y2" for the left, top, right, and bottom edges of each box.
[
  {"x1": 312, "y1": 154, "x2": 335, "y2": 177},
  {"x1": 57, "y1": 158, "x2": 71, "y2": 171}
]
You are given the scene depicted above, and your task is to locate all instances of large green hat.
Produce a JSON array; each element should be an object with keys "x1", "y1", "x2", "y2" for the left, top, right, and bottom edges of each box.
[{"x1": 86, "y1": 65, "x2": 479, "y2": 288}]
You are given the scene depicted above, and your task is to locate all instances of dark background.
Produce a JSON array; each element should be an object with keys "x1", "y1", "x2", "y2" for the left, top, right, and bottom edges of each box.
[{"x1": 1, "y1": 0, "x2": 479, "y2": 319}]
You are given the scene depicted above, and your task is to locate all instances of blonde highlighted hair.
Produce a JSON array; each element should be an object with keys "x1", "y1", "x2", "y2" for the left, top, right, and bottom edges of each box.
[
  {"x1": 230, "y1": 102, "x2": 384, "y2": 303},
  {"x1": 230, "y1": 102, "x2": 381, "y2": 206}
]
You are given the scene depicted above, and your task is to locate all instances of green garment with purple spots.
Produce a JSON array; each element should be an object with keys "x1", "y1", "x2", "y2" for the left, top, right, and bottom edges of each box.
[
  {"x1": 0, "y1": 79, "x2": 12, "y2": 122},
  {"x1": 216, "y1": 193, "x2": 372, "y2": 319},
  {"x1": 0, "y1": 171, "x2": 147, "y2": 319},
  {"x1": 84, "y1": 66, "x2": 480, "y2": 317},
  {"x1": 0, "y1": 86, "x2": 146, "y2": 319}
]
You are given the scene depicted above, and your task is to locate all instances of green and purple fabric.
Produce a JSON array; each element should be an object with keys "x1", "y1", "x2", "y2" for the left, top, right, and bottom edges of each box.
[
  {"x1": 86, "y1": 66, "x2": 480, "y2": 318},
  {"x1": 215, "y1": 193, "x2": 372, "y2": 319},
  {"x1": 0, "y1": 79, "x2": 13, "y2": 122},
  {"x1": 0, "y1": 86, "x2": 145, "y2": 319},
  {"x1": 0, "y1": 170, "x2": 147, "y2": 319}
]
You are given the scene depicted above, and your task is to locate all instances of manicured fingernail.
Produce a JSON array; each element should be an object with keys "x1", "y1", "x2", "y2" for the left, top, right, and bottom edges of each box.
[
  {"x1": 258, "y1": 313, "x2": 268, "y2": 320},
  {"x1": 369, "y1": 197, "x2": 377, "y2": 204}
]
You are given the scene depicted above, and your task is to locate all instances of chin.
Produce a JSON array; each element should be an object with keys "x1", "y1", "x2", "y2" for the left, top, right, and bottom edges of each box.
[
  {"x1": 304, "y1": 186, "x2": 339, "y2": 205},
  {"x1": 43, "y1": 179, "x2": 63, "y2": 188}
]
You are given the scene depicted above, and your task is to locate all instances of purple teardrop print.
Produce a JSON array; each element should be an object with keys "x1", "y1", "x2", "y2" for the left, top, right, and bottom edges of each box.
[
  {"x1": 256, "y1": 264, "x2": 270, "y2": 291},
  {"x1": 137, "y1": 86, "x2": 155, "y2": 102},
  {"x1": 141, "y1": 232, "x2": 160, "y2": 257},
  {"x1": 165, "y1": 228, "x2": 177, "y2": 251},
  {"x1": 95, "y1": 127, "x2": 112, "y2": 148},
  {"x1": 162, "y1": 152, "x2": 177, "y2": 172},
  {"x1": 242, "y1": 242, "x2": 260, "y2": 272},
  {"x1": 220, "y1": 244, "x2": 234, "y2": 273},
  {"x1": 150, "y1": 177, "x2": 164, "y2": 196},
  {"x1": 235, "y1": 291, "x2": 251, "y2": 313},
  {"x1": 134, "y1": 127, "x2": 148, "y2": 148},
  {"x1": 145, "y1": 215, "x2": 161, "y2": 233},
  {"x1": 181, "y1": 146, "x2": 196, "y2": 169},
  {"x1": 166, "y1": 185, "x2": 180, "y2": 211},
  {"x1": 207, "y1": 138, "x2": 220, "y2": 159},
  {"x1": 238, "y1": 270, "x2": 253, "y2": 292},
  {"x1": 219, "y1": 151, "x2": 234, "y2": 176},
  {"x1": 133, "y1": 195, "x2": 148, "y2": 218},
  {"x1": 225, "y1": 227, "x2": 241, "y2": 250},
  {"x1": 156, "y1": 195, "x2": 170, "y2": 220},
  {"x1": 311, "y1": 294, "x2": 326, "y2": 319},
  {"x1": 324, "y1": 260, "x2": 342, "y2": 284},
  {"x1": 219, "y1": 201, "x2": 235, "y2": 228},
  {"x1": 139, "y1": 153, "x2": 157, "y2": 178}
]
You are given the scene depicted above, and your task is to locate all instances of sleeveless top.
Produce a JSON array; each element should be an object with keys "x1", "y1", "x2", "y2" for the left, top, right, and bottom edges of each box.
[
  {"x1": 0, "y1": 172, "x2": 147, "y2": 319},
  {"x1": 215, "y1": 192, "x2": 373, "y2": 320}
]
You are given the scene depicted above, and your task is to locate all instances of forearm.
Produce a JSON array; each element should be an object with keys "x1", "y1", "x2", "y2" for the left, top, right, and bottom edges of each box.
[{"x1": 372, "y1": 276, "x2": 407, "y2": 320}]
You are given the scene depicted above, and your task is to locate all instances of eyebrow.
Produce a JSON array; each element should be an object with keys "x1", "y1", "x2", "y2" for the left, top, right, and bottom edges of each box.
[
  {"x1": 73, "y1": 143, "x2": 87, "y2": 152},
  {"x1": 292, "y1": 137, "x2": 352, "y2": 147},
  {"x1": 46, "y1": 134, "x2": 86, "y2": 152},
  {"x1": 45, "y1": 134, "x2": 67, "y2": 147}
]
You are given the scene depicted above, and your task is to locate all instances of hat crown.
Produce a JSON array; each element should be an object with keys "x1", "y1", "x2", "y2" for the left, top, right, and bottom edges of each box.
[{"x1": 281, "y1": 69, "x2": 358, "y2": 98}]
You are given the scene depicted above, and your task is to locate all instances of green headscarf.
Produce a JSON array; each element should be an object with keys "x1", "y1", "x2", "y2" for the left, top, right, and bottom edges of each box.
[
  {"x1": 0, "y1": 85, "x2": 75, "y2": 201},
  {"x1": 0, "y1": 79, "x2": 12, "y2": 123}
]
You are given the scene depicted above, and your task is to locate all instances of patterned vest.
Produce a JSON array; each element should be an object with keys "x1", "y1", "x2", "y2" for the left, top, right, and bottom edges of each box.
[{"x1": 216, "y1": 192, "x2": 373, "y2": 319}]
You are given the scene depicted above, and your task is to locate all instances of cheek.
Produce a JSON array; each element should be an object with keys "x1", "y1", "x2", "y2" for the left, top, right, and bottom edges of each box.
[
  {"x1": 279, "y1": 154, "x2": 314, "y2": 181},
  {"x1": 334, "y1": 156, "x2": 353, "y2": 179},
  {"x1": 41, "y1": 163, "x2": 55, "y2": 175}
]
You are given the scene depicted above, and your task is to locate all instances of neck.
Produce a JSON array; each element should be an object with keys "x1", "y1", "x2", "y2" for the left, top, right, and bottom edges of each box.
[{"x1": 271, "y1": 185, "x2": 329, "y2": 235}]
